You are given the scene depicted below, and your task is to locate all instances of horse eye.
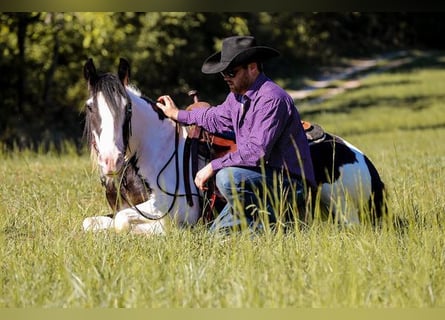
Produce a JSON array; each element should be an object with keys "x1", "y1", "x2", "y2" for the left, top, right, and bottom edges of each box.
[{"x1": 86, "y1": 98, "x2": 94, "y2": 112}]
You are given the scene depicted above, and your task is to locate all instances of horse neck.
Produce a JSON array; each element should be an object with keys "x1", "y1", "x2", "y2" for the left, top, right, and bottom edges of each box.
[{"x1": 126, "y1": 90, "x2": 188, "y2": 179}]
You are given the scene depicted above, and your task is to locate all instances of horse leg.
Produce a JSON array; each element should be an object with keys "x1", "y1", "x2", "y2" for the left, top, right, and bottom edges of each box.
[
  {"x1": 82, "y1": 211, "x2": 166, "y2": 234},
  {"x1": 114, "y1": 207, "x2": 166, "y2": 235},
  {"x1": 83, "y1": 215, "x2": 114, "y2": 231}
]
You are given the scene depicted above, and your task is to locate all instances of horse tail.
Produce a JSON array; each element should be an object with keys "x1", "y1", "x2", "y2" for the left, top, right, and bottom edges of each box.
[{"x1": 364, "y1": 155, "x2": 387, "y2": 224}]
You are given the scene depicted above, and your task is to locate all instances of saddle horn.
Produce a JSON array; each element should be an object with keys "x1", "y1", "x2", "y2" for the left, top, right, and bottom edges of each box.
[{"x1": 118, "y1": 58, "x2": 131, "y2": 86}]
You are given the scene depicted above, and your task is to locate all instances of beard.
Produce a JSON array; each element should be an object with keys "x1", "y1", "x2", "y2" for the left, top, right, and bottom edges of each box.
[{"x1": 225, "y1": 73, "x2": 251, "y2": 95}]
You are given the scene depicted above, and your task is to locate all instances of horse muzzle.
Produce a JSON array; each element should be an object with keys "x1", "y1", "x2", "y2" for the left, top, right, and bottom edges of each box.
[{"x1": 99, "y1": 153, "x2": 125, "y2": 176}]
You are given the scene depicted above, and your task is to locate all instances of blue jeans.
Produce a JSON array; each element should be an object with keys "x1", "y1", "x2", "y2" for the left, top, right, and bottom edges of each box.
[{"x1": 209, "y1": 166, "x2": 307, "y2": 232}]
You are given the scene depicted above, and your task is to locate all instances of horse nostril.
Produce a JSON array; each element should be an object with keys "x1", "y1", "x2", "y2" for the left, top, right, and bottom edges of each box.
[{"x1": 100, "y1": 153, "x2": 124, "y2": 175}]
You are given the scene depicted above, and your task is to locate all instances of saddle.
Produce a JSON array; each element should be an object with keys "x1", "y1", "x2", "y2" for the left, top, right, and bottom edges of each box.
[{"x1": 182, "y1": 102, "x2": 327, "y2": 223}]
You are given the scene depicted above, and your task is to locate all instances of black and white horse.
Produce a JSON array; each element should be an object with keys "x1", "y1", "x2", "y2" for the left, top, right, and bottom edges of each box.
[
  {"x1": 82, "y1": 58, "x2": 386, "y2": 234},
  {"x1": 82, "y1": 58, "x2": 205, "y2": 234},
  {"x1": 304, "y1": 123, "x2": 386, "y2": 225}
]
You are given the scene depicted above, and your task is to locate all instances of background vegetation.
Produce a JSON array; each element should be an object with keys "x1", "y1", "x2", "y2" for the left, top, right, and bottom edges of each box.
[{"x1": 1, "y1": 12, "x2": 445, "y2": 152}]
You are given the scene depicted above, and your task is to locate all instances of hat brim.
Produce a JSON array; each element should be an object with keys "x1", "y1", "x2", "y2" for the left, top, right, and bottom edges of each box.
[{"x1": 201, "y1": 46, "x2": 280, "y2": 74}]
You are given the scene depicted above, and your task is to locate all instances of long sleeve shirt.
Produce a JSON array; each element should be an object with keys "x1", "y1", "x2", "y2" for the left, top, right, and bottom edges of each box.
[{"x1": 177, "y1": 73, "x2": 316, "y2": 187}]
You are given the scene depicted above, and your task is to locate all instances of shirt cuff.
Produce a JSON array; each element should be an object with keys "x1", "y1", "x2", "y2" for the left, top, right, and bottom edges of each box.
[
  {"x1": 210, "y1": 157, "x2": 224, "y2": 172},
  {"x1": 177, "y1": 110, "x2": 190, "y2": 124}
]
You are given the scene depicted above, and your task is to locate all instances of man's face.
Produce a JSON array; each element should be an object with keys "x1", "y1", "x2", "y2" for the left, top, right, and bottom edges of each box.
[{"x1": 220, "y1": 64, "x2": 254, "y2": 95}]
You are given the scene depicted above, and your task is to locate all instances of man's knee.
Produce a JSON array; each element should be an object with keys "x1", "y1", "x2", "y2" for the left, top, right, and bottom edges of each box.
[{"x1": 215, "y1": 167, "x2": 235, "y2": 193}]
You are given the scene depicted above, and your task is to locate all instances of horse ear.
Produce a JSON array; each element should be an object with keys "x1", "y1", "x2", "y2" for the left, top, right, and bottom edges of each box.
[
  {"x1": 118, "y1": 58, "x2": 131, "y2": 86},
  {"x1": 84, "y1": 58, "x2": 98, "y2": 85}
]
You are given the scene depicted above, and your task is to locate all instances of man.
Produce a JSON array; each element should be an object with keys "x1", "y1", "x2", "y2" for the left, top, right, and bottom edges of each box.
[{"x1": 157, "y1": 35, "x2": 315, "y2": 231}]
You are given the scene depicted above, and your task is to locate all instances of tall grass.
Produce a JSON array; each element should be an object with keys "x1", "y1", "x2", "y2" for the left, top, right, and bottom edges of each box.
[{"x1": 1, "y1": 52, "x2": 444, "y2": 307}]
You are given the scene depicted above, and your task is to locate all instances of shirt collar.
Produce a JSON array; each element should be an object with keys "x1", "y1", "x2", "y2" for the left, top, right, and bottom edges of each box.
[{"x1": 236, "y1": 73, "x2": 268, "y2": 103}]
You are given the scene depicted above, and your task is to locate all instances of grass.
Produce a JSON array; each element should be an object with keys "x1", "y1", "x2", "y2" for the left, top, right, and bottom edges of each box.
[{"x1": 1, "y1": 51, "x2": 445, "y2": 308}]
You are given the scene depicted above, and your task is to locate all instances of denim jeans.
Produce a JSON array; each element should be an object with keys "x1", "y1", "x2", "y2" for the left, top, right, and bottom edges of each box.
[{"x1": 209, "y1": 166, "x2": 308, "y2": 232}]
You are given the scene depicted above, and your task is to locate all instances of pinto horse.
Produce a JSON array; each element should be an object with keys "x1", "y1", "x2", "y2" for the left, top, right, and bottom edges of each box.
[
  {"x1": 82, "y1": 58, "x2": 386, "y2": 234},
  {"x1": 82, "y1": 58, "x2": 204, "y2": 234}
]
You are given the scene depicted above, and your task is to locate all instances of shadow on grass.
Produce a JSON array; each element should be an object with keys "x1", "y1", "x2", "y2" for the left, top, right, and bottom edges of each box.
[
  {"x1": 352, "y1": 79, "x2": 420, "y2": 92},
  {"x1": 400, "y1": 122, "x2": 445, "y2": 132},
  {"x1": 386, "y1": 52, "x2": 445, "y2": 73},
  {"x1": 300, "y1": 94, "x2": 445, "y2": 118}
]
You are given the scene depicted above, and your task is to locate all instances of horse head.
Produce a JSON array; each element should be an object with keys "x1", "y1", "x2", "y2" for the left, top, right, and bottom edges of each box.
[{"x1": 83, "y1": 58, "x2": 132, "y2": 176}]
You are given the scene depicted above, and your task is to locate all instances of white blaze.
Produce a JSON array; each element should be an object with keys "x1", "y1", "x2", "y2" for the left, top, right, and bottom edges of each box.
[{"x1": 96, "y1": 92, "x2": 125, "y2": 175}]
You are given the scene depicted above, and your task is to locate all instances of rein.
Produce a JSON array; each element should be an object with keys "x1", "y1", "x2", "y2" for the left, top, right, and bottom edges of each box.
[
  {"x1": 155, "y1": 121, "x2": 181, "y2": 215},
  {"x1": 121, "y1": 94, "x2": 199, "y2": 221},
  {"x1": 153, "y1": 122, "x2": 202, "y2": 208}
]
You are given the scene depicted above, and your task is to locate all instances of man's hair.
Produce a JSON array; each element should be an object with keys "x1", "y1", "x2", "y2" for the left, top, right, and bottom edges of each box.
[
  {"x1": 242, "y1": 61, "x2": 263, "y2": 72},
  {"x1": 256, "y1": 62, "x2": 264, "y2": 72}
]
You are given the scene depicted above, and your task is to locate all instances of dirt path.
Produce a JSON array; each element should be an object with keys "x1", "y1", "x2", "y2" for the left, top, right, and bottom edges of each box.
[{"x1": 288, "y1": 50, "x2": 421, "y2": 105}]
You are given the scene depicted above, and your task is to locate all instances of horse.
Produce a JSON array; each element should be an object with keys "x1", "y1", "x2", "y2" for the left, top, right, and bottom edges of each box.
[
  {"x1": 82, "y1": 58, "x2": 386, "y2": 234},
  {"x1": 82, "y1": 58, "x2": 205, "y2": 234}
]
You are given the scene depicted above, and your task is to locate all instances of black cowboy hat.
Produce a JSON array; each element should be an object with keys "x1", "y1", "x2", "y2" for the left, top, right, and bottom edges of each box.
[{"x1": 201, "y1": 36, "x2": 280, "y2": 74}]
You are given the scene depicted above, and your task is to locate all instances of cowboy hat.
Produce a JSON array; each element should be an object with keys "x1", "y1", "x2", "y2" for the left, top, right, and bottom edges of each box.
[{"x1": 201, "y1": 36, "x2": 280, "y2": 74}]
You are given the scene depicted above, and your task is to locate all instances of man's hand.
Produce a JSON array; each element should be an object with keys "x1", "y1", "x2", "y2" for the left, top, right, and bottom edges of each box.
[
  {"x1": 194, "y1": 163, "x2": 214, "y2": 191},
  {"x1": 156, "y1": 95, "x2": 179, "y2": 120}
]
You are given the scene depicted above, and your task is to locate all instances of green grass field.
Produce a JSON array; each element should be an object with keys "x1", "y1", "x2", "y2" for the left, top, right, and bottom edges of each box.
[{"x1": 1, "y1": 51, "x2": 444, "y2": 307}]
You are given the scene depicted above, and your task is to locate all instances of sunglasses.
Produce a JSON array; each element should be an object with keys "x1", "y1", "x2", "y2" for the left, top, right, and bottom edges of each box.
[{"x1": 220, "y1": 66, "x2": 244, "y2": 78}]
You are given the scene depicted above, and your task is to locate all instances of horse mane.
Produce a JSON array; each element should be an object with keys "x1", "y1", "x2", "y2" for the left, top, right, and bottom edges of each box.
[
  {"x1": 83, "y1": 101, "x2": 95, "y2": 156},
  {"x1": 126, "y1": 84, "x2": 166, "y2": 120},
  {"x1": 97, "y1": 74, "x2": 128, "y2": 119}
]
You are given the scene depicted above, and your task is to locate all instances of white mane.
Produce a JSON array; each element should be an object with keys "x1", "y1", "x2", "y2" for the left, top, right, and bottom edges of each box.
[{"x1": 126, "y1": 84, "x2": 142, "y2": 97}]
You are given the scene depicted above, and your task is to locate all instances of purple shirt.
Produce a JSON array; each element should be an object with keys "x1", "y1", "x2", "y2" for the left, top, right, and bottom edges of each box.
[{"x1": 177, "y1": 73, "x2": 316, "y2": 186}]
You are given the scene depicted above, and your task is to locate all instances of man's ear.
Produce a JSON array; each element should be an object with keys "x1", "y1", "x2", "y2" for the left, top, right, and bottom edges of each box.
[{"x1": 248, "y1": 62, "x2": 259, "y2": 74}]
